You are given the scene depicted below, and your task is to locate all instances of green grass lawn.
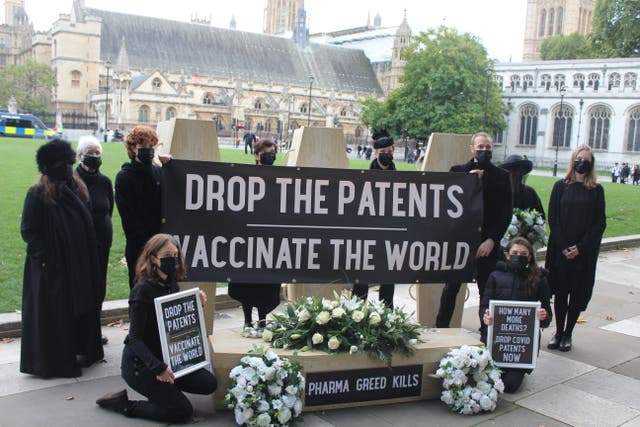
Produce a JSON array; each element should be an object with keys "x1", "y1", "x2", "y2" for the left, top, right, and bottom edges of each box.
[{"x1": 1, "y1": 137, "x2": 638, "y2": 312}]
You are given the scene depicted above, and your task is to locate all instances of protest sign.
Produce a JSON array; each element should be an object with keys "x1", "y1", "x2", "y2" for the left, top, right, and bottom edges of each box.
[{"x1": 487, "y1": 300, "x2": 540, "y2": 369}]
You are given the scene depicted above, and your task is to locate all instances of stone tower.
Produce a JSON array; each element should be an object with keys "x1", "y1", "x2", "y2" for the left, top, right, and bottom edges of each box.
[
  {"x1": 264, "y1": 0, "x2": 301, "y2": 34},
  {"x1": 385, "y1": 10, "x2": 412, "y2": 92},
  {"x1": 4, "y1": 0, "x2": 27, "y2": 26},
  {"x1": 522, "y1": 0, "x2": 596, "y2": 61}
]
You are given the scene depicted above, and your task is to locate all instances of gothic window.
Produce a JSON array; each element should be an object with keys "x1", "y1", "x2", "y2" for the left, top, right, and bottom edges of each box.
[
  {"x1": 626, "y1": 107, "x2": 640, "y2": 152},
  {"x1": 573, "y1": 73, "x2": 585, "y2": 89},
  {"x1": 151, "y1": 77, "x2": 162, "y2": 90},
  {"x1": 523, "y1": 74, "x2": 534, "y2": 90},
  {"x1": 609, "y1": 73, "x2": 621, "y2": 89},
  {"x1": 203, "y1": 92, "x2": 214, "y2": 105},
  {"x1": 518, "y1": 104, "x2": 539, "y2": 146},
  {"x1": 300, "y1": 103, "x2": 308, "y2": 114},
  {"x1": 71, "y1": 70, "x2": 81, "y2": 87},
  {"x1": 340, "y1": 108, "x2": 347, "y2": 117},
  {"x1": 588, "y1": 106, "x2": 611, "y2": 150},
  {"x1": 587, "y1": 73, "x2": 600, "y2": 90},
  {"x1": 556, "y1": 8, "x2": 564, "y2": 34},
  {"x1": 138, "y1": 105, "x2": 150, "y2": 123},
  {"x1": 540, "y1": 74, "x2": 552, "y2": 91},
  {"x1": 165, "y1": 107, "x2": 176, "y2": 120},
  {"x1": 553, "y1": 74, "x2": 565, "y2": 90},
  {"x1": 624, "y1": 72, "x2": 637, "y2": 89},
  {"x1": 355, "y1": 126, "x2": 362, "y2": 138},
  {"x1": 552, "y1": 104, "x2": 574, "y2": 148},
  {"x1": 494, "y1": 128, "x2": 504, "y2": 144},
  {"x1": 539, "y1": 9, "x2": 546, "y2": 37},
  {"x1": 254, "y1": 99, "x2": 263, "y2": 109},
  {"x1": 548, "y1": 9, "x2": 555, "y2": 35},
  {"x1": 494, "y1": 75, "x2": 504, "y2": 88},
  {"x1": 510, "y1": 75, "x2": 521, "y2": 91},
  {"x1": 265, "y1": 120, "x2": 272, "y2": 132}
]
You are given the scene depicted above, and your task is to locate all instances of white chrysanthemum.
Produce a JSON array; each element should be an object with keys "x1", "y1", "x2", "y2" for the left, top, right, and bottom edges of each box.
[{"x1": 441, "y1": 390, "x2": 454, "y2": 405}]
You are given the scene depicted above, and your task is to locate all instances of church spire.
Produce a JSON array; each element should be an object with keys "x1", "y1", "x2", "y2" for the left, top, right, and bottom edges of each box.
[
  {"x1": 115, "y1": 37, "x2": 130, "y2": 72},
  {"x1": 292, "y1": 0, "x2": 309, "y2": 48}
]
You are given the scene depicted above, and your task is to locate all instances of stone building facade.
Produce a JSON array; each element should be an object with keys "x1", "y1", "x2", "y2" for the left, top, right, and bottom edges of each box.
[
  {"x1": 263, "y1": 0, "x2": 301, "y2": 35},
  {"x1": 0, "y1": 0, "x2": 34, "y2": 68}
]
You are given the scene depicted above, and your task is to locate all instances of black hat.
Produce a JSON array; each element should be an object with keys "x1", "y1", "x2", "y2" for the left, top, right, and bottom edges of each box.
[
  {"x1": 36, "y1": 138, "x2": 75, "y2": 174},
  {"x1": 372, "y1": 129, "x2": 394, "y2": 149},
  {"x1": 501, "y1": 154, "x2": 532, "y2": 175}
]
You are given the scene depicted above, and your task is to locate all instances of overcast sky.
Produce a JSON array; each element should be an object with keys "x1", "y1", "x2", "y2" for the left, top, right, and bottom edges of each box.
[{"x1": 15, "y1": 0, "x2": 527, "y2": 62}]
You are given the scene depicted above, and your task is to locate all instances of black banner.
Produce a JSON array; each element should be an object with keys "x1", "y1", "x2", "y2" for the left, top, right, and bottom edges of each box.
[
  {"x1": 162, "y1": 160, "x2": 482, "y2": 284},
  {"x1": 488, "y1": 300, "x2": 540, "y2": 369},
  {"x1": 305, "y1": 365, "x2": 423, "y2": 406}
]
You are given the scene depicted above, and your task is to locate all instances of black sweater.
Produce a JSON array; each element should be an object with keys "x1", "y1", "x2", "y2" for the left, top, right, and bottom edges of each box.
[{"x1": 76, "y1": 165, "x2": 114, "y2": 246}]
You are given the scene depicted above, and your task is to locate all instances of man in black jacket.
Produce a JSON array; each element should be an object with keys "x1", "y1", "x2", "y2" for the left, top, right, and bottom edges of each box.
[{"x1": 435, "y1": 132, "x2": 512, "y2": 340}]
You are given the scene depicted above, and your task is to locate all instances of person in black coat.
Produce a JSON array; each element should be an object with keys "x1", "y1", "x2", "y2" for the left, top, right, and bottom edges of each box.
[
  {"x1": 436, "y1": 132, "x2": 513, "y2": 340},
  {"x1": 481, "y1": 237, "x2": 552, "y2": 393},
  {"x1": 76, "y1": 136, "x2": 114, "y2": 345},
  {"x1": 352, "y1": 130, "x2": 396, "y2": 308},
  {"x1": 243, "y1": 131, "x2": 256, "y2": 154},
  {"x1": 228, "y1": 139, "x2": 282, "y2": 329},
  {"x1": 21, "y1": 138, "x2": 103, "y2": 378},
  {"x1": 545, "y1": 144, "x2": 606, "y2": 352},
  {"x1": 96, "y1": 234, "x2": 217, "y2": 422},
  {"x1": 115, "y1": 126, "x2": 171, "y2": 289},
  {"x1": 500, "y1": 154, "x2": 545, "y2": 218}
]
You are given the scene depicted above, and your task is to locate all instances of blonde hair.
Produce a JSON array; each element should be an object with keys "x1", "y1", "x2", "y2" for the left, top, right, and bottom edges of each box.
[{"x1": 563, "y1": 144, "x2": 598, "y2": 189}]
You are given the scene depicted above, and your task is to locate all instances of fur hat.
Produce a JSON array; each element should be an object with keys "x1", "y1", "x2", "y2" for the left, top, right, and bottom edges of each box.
[
  {"x1": 372, "y1": 129, "x2": 394, "y2": 149},
  {"x1": 501, "y1": 154, "x2": 533, "y2": 175},
  {"x1": 36, "y1": 138, "x2": 76, "y2": 174}
]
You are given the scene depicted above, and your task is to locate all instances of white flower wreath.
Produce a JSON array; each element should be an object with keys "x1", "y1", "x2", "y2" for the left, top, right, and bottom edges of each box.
[{"x1": 435, "y1": 345, "x2": 504, "y2": 415}]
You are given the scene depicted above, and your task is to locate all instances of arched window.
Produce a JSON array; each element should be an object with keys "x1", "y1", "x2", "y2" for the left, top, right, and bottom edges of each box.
[
  {"x1": 573, "y1": 73, "x2": 585, "y2": 89},
  {"x1": 588, "y1": 106, "x2": 611, "y2": 150},
  {"x1": 71, "y1": 70, "x2": 81, "y2": 87},
  {"x1": 609, "y1": 73, "x2": 621, "y2": 89},
  {"x1": 626, "y1": 106, "x2": 640, "y2": 152},
  {"x1": 355, "y1": 126, "x2": 362, "y2": 138},
  {"x1": 540, "y1": 74, "x2": 552, "y2": 91},
  {"x1": 523, "y1": 74, "x2": 534, "y2": 90},
  {"x1": 138, "y1": 105, "x2": 150, "y2": 123},
  {"x1": 254, "y1": 98, "x2": 264, "y2": 110},
  {"x1": 165, "y1": 107, "x2": 176, "y2": 120},
  {"x1": 624, "y1": 72, "x2": 637, "y2": 89},
  {"x1": 519, "y1": 104, "x2": 539, "y2": 146},
  {"x1": 548, "y1": 9, "x2": 555, "y2": 35},
  {"x1": 300, "y1": 103, "x2": 308, "y2": 114},
  {"x1": 494, "y1": 75, "x2": 504, "y2": 88},
  {"x1": 151, "y1": 77, "x2": 162, "y2": 90},
  {"x1": 553, "y1": 74, "x2": 565, "y2": 90},
  {"x1": 539, "y1": 9, "x2": 546, "y2": 37},
  {"x1": 510, "y1": 75, "x2": 521, "y2": 91},
  {"x1": 340, "y1": 108, "x2": 347, "y2": 117},
  {"x1": 553, "y1": 104, "x2": 574, "y2": 148},
  {"x1": 587, "y1": 73, "x2": 600, "y2": 90},
  {"x1": 203, "y1": 92, "x2": 214, "y2": 105},
  {"x1": 556, "y1": 7, "x2": 563, "y2": 34}
]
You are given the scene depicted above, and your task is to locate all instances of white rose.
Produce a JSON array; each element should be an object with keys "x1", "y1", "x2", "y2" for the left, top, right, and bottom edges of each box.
[
  {"x1": 477, "y1": 381, "x2": 492, "y2": 394},
  {"x1": 368, "y1": 312, "x2": 381, "y2": 325},
  {"x1": 234, "y1": 407, "x2": 246, "y2": 425},
  {"x1": 293, "y1": 399, "x2": 303, "y2": 416},
  {"x1": 282, "y1": 393, "x2": 297, "y2": 408},
  {"x1": 352, "y1": 310, "x2": 365, "y2": 323},
  {"x1": 322, "y1": 298, "x2": 334, "y2": 310},
  {"x1": 262, "y1": 329, "x2": 273, "y2": 342},
  {"x1": 297, "y1": 309, "x2": 311, "y2": 322},
  {"x1": 268, "y1": 384, "x2": 282, "y2": 396},
  {"x1": 479, "y1": 395, "x2": 493, "y2": 411},
  {"x1": 256, "y1": 413, "x2": 271, "y2": 427},
  {"x1": 331, "y1": 307, "x2": 346, "y2": 318},
  {"x1": 349, "y1": 345, "x2": 358, "y2": 354},
  {"x1": 316, "y1": 311, "x2": 331, "y2": 325},
  {"x1": 312, "y1": 333, "x2": 324, "y2": 345},
  {"x1": 473, "y1": 371, "x2": 488, "y2": 383},
  {"x1": 257, "y1": 400, "x2": 270, "y2": 412},
  {"x1": 328, "y1": 336, "x2": 340, "y2": 350},
  {"x1": 441, "y1": 390, "x2": 454, "y2": 405},
  {"x1": 277, "y1": 407, "x2": 292, "y2": 424},
  {"x1": 285, "y1": 385, "x2": 298, "y2": 395}
]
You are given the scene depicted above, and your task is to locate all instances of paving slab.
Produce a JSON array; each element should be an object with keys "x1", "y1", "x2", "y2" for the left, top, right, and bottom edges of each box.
[
  {"x1": 621, "y1": 415, "x2": 640, "y2": 427},
  {"x1": 565, "y1": 368, "x2": 640, "y2": 410},
  {"x1": 611, "y1": 357, "x2": 640, "y2": 381},
  {"x1": 517, "y1": 384, "x2": 640, "y2": 427},
  {"x1": 475, "y1": 407, "x2": 570, "y2": 427},
  {"x1": 601, "y1": 315, "x2": 640, "y2": 338}
]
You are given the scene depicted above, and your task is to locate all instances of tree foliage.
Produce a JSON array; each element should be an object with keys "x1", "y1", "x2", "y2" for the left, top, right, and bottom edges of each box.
[
  {"x1": 0, "y1": 59, "x2": 56, "y2": 114},
  {"x1": 359, "y1": 26, "x2": 506, "y2": 140},
  {"x1": 540, "y1": 33, "x2": 593, "y2": 60},
  {"x1": 590, "y1": 0, "x2": 640, "y2": 58}
]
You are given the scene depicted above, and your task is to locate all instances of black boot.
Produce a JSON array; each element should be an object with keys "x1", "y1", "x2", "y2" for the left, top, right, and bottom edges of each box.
[
  {"x1": 559, "y1": 335, "x2": 572, "y2": 352},
  {"x1": 547, "y1": 332, "x2": 563, "y2": 350},
  {"x1": 96, "y1": 389, "x2": 129, "y2": 415}
]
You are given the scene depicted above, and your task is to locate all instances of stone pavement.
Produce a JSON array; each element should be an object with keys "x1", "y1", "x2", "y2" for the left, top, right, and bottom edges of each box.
[{"x1": 1, "y1": 244, "x2": 639, "y2": 426}]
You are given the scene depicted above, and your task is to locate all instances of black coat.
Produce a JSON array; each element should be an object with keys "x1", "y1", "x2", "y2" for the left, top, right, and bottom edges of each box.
[
  {"x1": 76, "y1": 165, "x2": 113, "y2": 301},
  {"x1": 20, "y1": 184, "x2": 103, "y2": 378},
  {"x1": 545, "y1": 180, "x2": 606, "y2": 310},
  {"x1": 513, "y1": 184, "x2": 545, "y2": 219},
  {"x1": 115, "y1": 161, "x2": 162, "y2": 287}
]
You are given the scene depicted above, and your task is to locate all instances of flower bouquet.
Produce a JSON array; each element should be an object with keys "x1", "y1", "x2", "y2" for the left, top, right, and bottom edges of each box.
[
  {"x1": 435, "y1": 345, "x2": 504, "y2": 415},
  {"x1": 263, "y1": 292, "x2": 422, "y2": 365},
  {"x1": 501, "y1": 208, "x2": 547, "y2": 250},
  {"x1": 224, "y1": 345, "x2": 305, "y2": 427}
]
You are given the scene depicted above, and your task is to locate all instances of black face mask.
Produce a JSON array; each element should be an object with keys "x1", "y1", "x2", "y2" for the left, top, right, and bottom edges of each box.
[
  {"x1": 82, "y1": 155, "x2": 102, "y2": 170},
  {"x1": 137, "y1": 147, "x2": 154, "y2": 165},
  {"x1": 47, "y1": 164, "x2": 73, "y2": 182},
  {"x1": 159, "y1": 256, "x2": 179, "y2": 282},
  {"x1": 574, "y1": 159, "x2": 592, "y2": 174},
  {"x1": 378, "y1": 152, "x2": 394, "y2": 167},
  {"x1": 508, "y1": 254, "x2": 530, "y2": 272},
  {"x1": 475, "y1": 150, "x2": 492, "y2": 168},
  {"x1": 259, "y1": 152, "x2": 276, "y2": 166}
]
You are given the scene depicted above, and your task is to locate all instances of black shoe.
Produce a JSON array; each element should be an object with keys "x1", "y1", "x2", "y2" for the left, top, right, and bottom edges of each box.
[
  {"x1": 96, "y1": 389, "x2": 129, "y2": 414},
  {"x1": 101, "y1": 335, "x2": 108, "y2": 345},
  {"x1": 547, "y1": 332, "x2": 563, "y2": 350},
  {"x1": 559, "y1": 335, "x2": 572, "y2": 352}
]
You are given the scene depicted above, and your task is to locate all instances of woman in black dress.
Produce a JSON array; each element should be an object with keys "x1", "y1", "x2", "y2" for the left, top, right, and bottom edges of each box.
[
  {"x1": 228, "y1": 139, "x2": 282, "y2": 330},
  {"x1": 21, "y1": 138, "x2": 103, "y2": 377},
  {"x1": 500, "y1": 154, "x2": 545, "y2": 217},
  {"x1": 76, "y1": 136, "x2": 113, "y2": 345},
  {"x1": 545, "y1": 144, "x2": 606, "y2": 352},
  {"x1": 96, "y1": 234, "x2": 217, "y2": 422}
]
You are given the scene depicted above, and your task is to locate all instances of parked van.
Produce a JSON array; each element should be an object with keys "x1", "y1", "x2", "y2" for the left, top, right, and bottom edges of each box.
[{"x1": 0, "y1": 112, "x2": 53, "y2": 138}]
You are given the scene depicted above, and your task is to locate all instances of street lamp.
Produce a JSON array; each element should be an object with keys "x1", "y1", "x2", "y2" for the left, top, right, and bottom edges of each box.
[
  {"x1": 504, "y1": 99, "x2": 512, "y2": 161},
  {"x1": 104, "y1": 59, "x2": 111, "y2": 142},
  {"x1": 553, "y1": 85, "x2": 567, "y2": 177},
  {"x1": 307, "y1": 75, "x2": 314, "y2": 126},
  {"x1": 576, "y1": 98, "x2": 584, "y2": 146},
  {"x1": 483, "y1": 67, "x2": 492, "y2": 131}
]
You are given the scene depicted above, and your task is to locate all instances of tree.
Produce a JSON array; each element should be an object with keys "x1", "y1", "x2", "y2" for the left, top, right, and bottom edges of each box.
[
  {"x1": 360, "y1": 26, "x2": 506, "y2": 140},
  {"x1": 540, "y1": 33, "x2": 593, "y2": 60},
  {"x1": 590, "y1": 0, "x2": 640, "y2": 58},
  {"x1": 0, "y1": 59, "x2": 56, "y2": 114}
]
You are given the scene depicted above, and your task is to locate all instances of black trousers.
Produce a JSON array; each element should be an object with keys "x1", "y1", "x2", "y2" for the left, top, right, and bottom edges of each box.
[
  {"x1": 502, "y1": 369, "x2": 526, "y2": 393},
  {"x1": 435, "y1": 247, "x2": 500, "y2": 335},
  {"x1": 122, "y1": 356, "x2": 217, "y2": 423},
  {"x1": 352, "y1": 284, "x2": 395, "y2": 308}
]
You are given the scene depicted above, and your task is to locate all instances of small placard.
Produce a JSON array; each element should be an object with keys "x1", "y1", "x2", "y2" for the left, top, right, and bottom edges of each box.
[
  {"x1": 154, "y1": 288, "x2": 211, "y2": 378},
  {"x1": 487, "y1": 300, "x2": 540, "y2": 369},
  {"x1": 304, "y1": 365, "x2": 423, "y2": 406}
]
